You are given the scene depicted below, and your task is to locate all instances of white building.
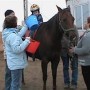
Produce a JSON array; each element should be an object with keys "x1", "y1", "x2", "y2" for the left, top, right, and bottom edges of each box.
[{"x1": 66, "y1": 0, "x2": 90, "y2": 36}]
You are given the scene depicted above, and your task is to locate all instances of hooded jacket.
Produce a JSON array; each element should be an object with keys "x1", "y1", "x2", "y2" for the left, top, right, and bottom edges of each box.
[
  {"x1": 74, "y1": 29, "x2": 90, "y2": 66},
  {"x1": 2, "y1": 26, "x2": 30, "y2": 70},
  {"x1": 2, "y1": 25, "x2": 27, "y2": 59}
]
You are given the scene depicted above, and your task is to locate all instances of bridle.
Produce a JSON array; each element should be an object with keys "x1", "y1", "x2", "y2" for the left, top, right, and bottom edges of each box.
[
  {"x1": 58, "y1": 12, "x2": 78, "y2": 47},
  {"x1": 58, "y1": 12, "x2": 75, "y2": 33}
]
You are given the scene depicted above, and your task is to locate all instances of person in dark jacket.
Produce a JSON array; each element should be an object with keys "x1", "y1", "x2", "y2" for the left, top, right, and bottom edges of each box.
[
  {"x1": 61, "y1": 26, "x2": 79, "y2": 89},
  {"x1": 3, "y1": 10, "x2": 15, "y2": 90},
  {"x1": 3, "y1": 10, "x2": 30, "y2": 90}
]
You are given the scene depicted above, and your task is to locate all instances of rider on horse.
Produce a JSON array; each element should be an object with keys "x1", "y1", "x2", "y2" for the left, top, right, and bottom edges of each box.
[
  {"x1": 61, "y1": 25, "x2": 79, "y2": 89},
  {"x1": 26, "y1": 4, "x2": 43, "y2": 38}
]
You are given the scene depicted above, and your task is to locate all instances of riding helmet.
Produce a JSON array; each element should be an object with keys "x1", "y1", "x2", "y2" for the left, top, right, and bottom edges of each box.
[{"x1": 30, "y1": 4, "x2": 40, "y2": 12}]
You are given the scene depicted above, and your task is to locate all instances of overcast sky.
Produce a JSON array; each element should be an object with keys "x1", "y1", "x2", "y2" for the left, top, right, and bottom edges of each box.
[{"x1": 0, "y1": 0, "x2": 66, "y2": 31}]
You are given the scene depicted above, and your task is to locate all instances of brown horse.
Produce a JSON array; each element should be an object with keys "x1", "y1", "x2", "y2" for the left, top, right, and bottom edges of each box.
[{"x1": 27, "y1": 6, "x2": 74, "y2": 90}]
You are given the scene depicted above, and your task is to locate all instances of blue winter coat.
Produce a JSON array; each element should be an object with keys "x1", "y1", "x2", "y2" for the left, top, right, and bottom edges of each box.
[
  {"x1": 2, "y1": 26, "x2": 30, "y2": 70},
  {"x1": 25, "y1": 14, "x2": 43, "y2": 31}
]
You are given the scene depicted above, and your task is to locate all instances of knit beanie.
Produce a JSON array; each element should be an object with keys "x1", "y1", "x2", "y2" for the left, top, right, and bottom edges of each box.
[{"x1": 4, "y1": 10, "x2": 14, "y2": 17}]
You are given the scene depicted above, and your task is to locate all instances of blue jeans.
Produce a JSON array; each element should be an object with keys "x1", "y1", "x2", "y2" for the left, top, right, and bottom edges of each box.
[
  {"x1": 5, "y1": 63, "x2": 11, "y2": 90},
  {"x1": 5, "y1": 63, "x2": 22, "y2": 90},
  {"x1": 61, "y1": 54, "x2": 78, "y2": 86}
]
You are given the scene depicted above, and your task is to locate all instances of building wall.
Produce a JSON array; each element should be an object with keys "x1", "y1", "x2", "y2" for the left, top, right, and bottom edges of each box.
[
  {"x1": 66, "y1": 0, "x2": 90, "y2": 36},
  {"x1": 67, "y1": 0, "x2": 90, "y2": 15}
]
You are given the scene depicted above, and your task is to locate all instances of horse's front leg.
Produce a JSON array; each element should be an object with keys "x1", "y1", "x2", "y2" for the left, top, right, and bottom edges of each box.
[
  {"x1": 41, "y1": 59, "x2": 49, "y2": 90},
  {"x1": 51, "y1": 58, "x2": 60, "y2": 90}
]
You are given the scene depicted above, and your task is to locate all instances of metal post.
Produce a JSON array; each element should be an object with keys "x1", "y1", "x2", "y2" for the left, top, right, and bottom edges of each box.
[
  {"x1": 23, "y1": 0, "x2": 28, "y2": 20},
  {"x1": 22, "y1": 1, "x2": 28, "y2": 84},
  {"x1": 66, "y1": 0, "x2": 68, "y2": 3}
]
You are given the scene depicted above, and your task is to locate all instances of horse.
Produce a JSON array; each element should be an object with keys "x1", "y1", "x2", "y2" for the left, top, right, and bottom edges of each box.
[{"x1": 26, "y1": 6, "x2": 74, "y2": 90}]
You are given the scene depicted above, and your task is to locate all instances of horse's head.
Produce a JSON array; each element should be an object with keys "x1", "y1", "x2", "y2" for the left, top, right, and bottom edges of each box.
[{"x1": 56, "y1": 5, "x2": 74, "y2": 32}]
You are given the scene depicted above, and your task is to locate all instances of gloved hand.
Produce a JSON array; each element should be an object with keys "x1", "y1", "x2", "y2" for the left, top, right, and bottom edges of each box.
[{"x1": 26, "y1": 36, "x2": 31, "y2": 41}]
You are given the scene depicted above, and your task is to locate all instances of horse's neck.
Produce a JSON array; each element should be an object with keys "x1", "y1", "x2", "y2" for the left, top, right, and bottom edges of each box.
[
  {"x1": 47, "y1": 15, "x2": 59, "y2": 32},
  {"x1": 46, "y1": 15, "x2": 63, "y2": 43}
]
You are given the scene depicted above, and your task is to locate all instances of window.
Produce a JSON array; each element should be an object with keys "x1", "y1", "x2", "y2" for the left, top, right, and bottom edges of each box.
[
  {"x1": 75, "y1": 6, "x2": 82, "y2": 29},
  {"x1": 74, "y1": 3, "x2": 89, "y2": 29},
  {"x1": 82, "y1": 4, "x2": 89, "y2": 27}
]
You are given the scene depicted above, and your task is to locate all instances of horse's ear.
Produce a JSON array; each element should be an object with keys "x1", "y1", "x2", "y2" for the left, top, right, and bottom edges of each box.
[
  {"x1": 56, "y1": 5, "x2": 62, "y2": 12},
  {"x1": 67, "y1": 5, "x2": 71, "y2": 12}
]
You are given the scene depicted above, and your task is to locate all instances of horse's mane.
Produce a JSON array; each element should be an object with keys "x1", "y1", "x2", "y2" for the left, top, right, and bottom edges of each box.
[
  {"x1": 47, "y1": 13, "x2": 59, "y2": 27},
  {"x1": 37, "y1": 13, "x2": 59, "y2": 35},
  {"x1": 48, "y1": 13, "x2": 58, "y2": 22}
]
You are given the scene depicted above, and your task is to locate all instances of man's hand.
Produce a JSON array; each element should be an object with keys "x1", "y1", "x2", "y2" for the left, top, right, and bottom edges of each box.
[{"x1": 69, "y1": 47, "x2": 74, "y2": 53}]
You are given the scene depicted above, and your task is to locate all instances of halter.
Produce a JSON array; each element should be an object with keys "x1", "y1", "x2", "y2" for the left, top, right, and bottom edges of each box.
[
  {"x1": 58, "y1": 12, "x2": 75, "y2": 33},
  {"x1": 58, "y1": 12, "x2": 78, "y2": 49}
]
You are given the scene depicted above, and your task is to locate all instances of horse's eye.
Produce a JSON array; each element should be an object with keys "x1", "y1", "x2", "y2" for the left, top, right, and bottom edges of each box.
[
  {"x1": 63, "y1": 18, "x2": 67, "y2": 22},
  {"x1": 62, "y1": 18, "x2": 67, "y2": 23},
  {"x1": 72, "y1": 17, "x2": 75, "y2": 21}
]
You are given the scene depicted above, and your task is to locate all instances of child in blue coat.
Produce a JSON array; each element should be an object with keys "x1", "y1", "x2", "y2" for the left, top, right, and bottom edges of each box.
[{"x1": 26, "y1": 4, "x2": 43, "y2": 38}]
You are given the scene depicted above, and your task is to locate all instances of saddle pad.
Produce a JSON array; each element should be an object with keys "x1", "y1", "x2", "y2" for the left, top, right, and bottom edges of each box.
[{"x1": 26, "y1": 40, "x2": 40, "y2": 54}]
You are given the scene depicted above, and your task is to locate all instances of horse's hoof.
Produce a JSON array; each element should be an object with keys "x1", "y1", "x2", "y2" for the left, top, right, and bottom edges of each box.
[
  {"x1": 43, "y1": 86, "x2": 46, "y2": 90},
  {"x1": 22, "y1": 82, "x2": 25, "y2": 85},
  {"x1": 43, "y1": 88, "x2": 46, "y2": 90},
  {"x1": 53, "y1": 87, "x2": 56, "y2": 90}
]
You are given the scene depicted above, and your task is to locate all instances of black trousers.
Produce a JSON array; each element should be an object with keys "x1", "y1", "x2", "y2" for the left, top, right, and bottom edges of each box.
[{"x1": 81, "y1": 66, "x2": 90, "y2": 90}]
